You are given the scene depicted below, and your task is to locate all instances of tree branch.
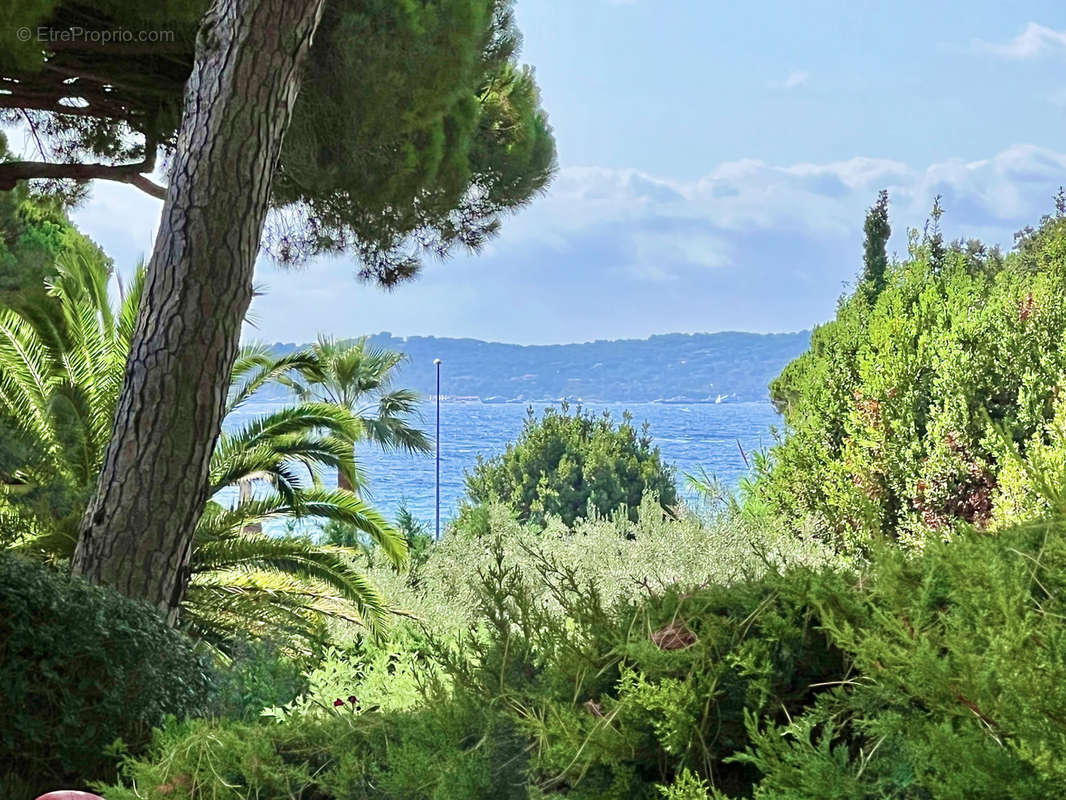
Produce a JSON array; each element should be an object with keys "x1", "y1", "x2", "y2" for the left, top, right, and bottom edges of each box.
[
  {"x1": 0, "y1": 94, "x2": 138, "y2": 120},
  {"x1": 124, "y1": 171, "x2": 167, "y2": 199},
  {"x1": 0, "y1": 154, "x2": 165, "y2": 199}
]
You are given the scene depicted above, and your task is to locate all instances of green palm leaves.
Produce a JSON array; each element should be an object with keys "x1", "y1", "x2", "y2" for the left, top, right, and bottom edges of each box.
[
  {"x1": 0, "y1": 253, "x2": 415, "y2": 649},
  {"x1": 283, "y1": 336, "x2": 431, "y2": 484},
  {"x1": 0, "y1": 247, "x2": 130, "y2": 539}
]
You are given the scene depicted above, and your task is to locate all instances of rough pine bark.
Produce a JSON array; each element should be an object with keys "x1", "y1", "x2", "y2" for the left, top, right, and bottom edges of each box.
[{"x1": 72, "y1": 0, "x2": 325, "y2": 622}]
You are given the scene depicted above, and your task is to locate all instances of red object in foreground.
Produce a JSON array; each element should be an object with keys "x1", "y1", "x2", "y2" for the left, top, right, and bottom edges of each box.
[{"x1": 36, "y1": 792, "x2": 105, "y2": 800}]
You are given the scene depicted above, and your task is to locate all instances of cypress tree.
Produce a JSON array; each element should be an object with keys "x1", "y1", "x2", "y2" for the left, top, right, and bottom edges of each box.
[{"x1": 861, "y1": 189, "x2": 891, "y2": 297}]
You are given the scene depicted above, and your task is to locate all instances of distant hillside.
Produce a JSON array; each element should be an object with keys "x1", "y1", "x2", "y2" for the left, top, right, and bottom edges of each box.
[{"x1": 263, "y1": 331, "x2": 811, "y2": 404}]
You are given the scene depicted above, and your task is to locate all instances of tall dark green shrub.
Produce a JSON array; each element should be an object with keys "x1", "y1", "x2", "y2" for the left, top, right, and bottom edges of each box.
[
  {"x1": 463, "y1": 403, "x2": 677, "y2": 525},
  {"x1": 0, "y1": 552, "x2": 217, "y2": 795},
  {"x1": 861, "y1": 189, "x2": 891, "y2": 298}
]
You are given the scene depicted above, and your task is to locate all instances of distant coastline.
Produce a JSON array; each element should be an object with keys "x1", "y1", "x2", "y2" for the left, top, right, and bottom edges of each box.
[
  {"x1": 261, "y1": 330, "x2": 811, "y2": 405},
  {"x1": 440, "y1": 395, "x2": 756, "y2": 405}
]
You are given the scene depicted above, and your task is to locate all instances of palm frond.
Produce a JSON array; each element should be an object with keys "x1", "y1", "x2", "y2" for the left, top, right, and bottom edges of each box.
[
  {"x1": 251, "y1": 433, "x2": 365, "y2": 493},
  {"x1": 362, "y1": 389, "x2": 432, "y2": 453},
  {"x1": 0, "y1": 309, "x2": 58, "y2": 447},
  {"x1": 210, "y1": 404, "x2": 366, "y2": 495},
  {"x1": 191, "y1": 535, "x2": 389, "y2": 629},
  {"x1": 209, "y1": 442, "x2": 308, "y2": 504},
  {"x1": 116, "y1": 262, "x2": 145, "y2": 349},
  {"x1": 215, "y1": 402, "x2": 362, "y2": 457},
  {"x1": 227, "y1": 345, "x2": 319, "y2": 414},
  {"x1": 197, "y1": 489, "x2": 407, "y2": 568},
  {"x1": 183, "y1": 571, "x2": 371, "y2": 653}
]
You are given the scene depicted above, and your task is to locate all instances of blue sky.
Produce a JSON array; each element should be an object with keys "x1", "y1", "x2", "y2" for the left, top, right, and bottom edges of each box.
[{"x1": 65, "y1": 1, "x2": 1066, "y2": 344}]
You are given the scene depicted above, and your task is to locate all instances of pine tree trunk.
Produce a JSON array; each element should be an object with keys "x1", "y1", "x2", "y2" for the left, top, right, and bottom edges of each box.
[{"x1": 72, "y1": 0, "x2": 324, "y2": 623}]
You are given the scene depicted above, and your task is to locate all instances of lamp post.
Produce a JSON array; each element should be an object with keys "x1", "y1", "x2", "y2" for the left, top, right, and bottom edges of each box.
[{"x1": 433, "y1": 358, "x2": 441, "y2": 540}]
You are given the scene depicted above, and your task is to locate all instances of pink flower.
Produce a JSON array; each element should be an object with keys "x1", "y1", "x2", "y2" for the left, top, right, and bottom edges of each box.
[{"x1": 333, "y1": 698, "x2": 345, "y2": 707}]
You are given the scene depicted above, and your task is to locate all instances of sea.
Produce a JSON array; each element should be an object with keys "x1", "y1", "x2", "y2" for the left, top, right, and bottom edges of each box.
[{"x1": 224, "y1": 400, "x2": 784, "y2": 529}]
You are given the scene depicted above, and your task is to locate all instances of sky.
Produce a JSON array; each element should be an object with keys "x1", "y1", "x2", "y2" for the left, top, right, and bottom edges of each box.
[{"x1": 55, "y1": 1, "x2": 1066, "y2": 345}]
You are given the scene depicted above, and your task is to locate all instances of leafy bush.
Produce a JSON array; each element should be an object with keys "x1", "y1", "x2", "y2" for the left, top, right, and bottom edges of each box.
[
  {"x1": 103, "y1": 516, "x2": 1066, "y2": 799},
  {"x1": 102, "y1": 696, "x2": 528, "y2": 800},
  {"x1": 757, "y1": 202, "x2": 1066, "y2": 552},
  {"x1": 731, "y1": 519, "x2": 1066, "y2": 798},
  {"x1": 212, "y1": 638, "x2": 310, "y2": 721},
  {"x1": 0, "y1": 131, "x2": 104, "y2": 303},
  {"x1": 429, "y1": 536, "x2": 847, "y2": 799},
  {"x1": 0, "y1": 551, "x2": 217, "y2": 796},
  {"x1": 264, "y1": 627, "x2": 440, "y2": 719},
  {"x1": 464, "y1": 403, "x2": 678, "y2": 525}
]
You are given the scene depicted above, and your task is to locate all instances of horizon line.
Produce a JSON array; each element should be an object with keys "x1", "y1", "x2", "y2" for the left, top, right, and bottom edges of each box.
[{"x1": 252, "y1": 328, "x2": 815, "y2": 349}]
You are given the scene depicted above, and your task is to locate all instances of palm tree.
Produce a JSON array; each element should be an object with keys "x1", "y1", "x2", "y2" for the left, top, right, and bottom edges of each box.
[
  {"x1": 284, "y1": 335, "x2": 432, "y2": 490},
  {"x1": 0, "y1": 253, "x2": 406, "y2": 649}
]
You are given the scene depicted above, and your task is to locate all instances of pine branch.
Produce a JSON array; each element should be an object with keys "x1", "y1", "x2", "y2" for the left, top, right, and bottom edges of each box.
[{"x1": 0, "y1": 158, "x2": 165, "y2": 198}]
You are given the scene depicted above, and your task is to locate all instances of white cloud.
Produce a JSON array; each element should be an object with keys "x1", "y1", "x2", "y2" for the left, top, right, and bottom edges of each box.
[
  {"x1": 64, "y1": 144, "x2": 1066, "y2": 343},
  {"x1": 493, "y1": 144, "x2": 1066, "y2": 289},
  {"x1": 769, "y1": 70, "x2": 809, "y2": 89},
  {"x1": 975, "y1": 22, "x2": 1066, "y2": 59}
]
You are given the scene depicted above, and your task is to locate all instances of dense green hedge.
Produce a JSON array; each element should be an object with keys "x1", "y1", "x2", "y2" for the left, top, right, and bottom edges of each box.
[
  {"x1": 757, "y1": 208, "x2": 1066, "y2": 552},
  {"x1": 0, "y1": 552, "x2": 217, "y2": 796},
  {"x1": 733, "y1": 519, "x2": 1066, "y2": 799}
]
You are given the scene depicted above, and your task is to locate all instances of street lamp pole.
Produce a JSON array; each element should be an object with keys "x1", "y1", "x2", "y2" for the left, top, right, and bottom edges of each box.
[{"x1": 433, "y1": 358, "x2": 441, "y2": 540}]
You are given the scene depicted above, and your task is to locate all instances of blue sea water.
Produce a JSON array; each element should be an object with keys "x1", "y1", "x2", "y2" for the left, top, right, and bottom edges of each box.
[{"x1": 225, "y1": 400, "x2": 783, "y2": 528}]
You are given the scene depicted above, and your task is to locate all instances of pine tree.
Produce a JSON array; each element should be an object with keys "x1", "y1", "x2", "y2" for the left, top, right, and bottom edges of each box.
[{"x1": 0, "y1": 0, "x2": 555, "y2": 615}]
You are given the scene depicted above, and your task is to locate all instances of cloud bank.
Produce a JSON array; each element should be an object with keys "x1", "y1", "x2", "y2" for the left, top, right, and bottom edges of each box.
[{"x1": 71, "y1": 144, "x2": 1066, "y2": 344}]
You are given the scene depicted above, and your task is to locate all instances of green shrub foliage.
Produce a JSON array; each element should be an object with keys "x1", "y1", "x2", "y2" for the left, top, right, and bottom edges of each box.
[
  {"x1": 464, "y1": 403, "x2": 678, "y2": 525},
  {"x1": 100, "y1": 512, "x2": 1066, "y2": 799},
  {"x1": 212, "y1": 638, "x2": 310, "y2": 722},
  {"x1": 733, "y1": 520, "x2": 1066, "y2": 799},
  {"x1": 759, "y1": 202, "x2": 1066, "y2": 552},
  {"x1": 0, "y1": 552, "x2": 217, "y2": 795}
]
